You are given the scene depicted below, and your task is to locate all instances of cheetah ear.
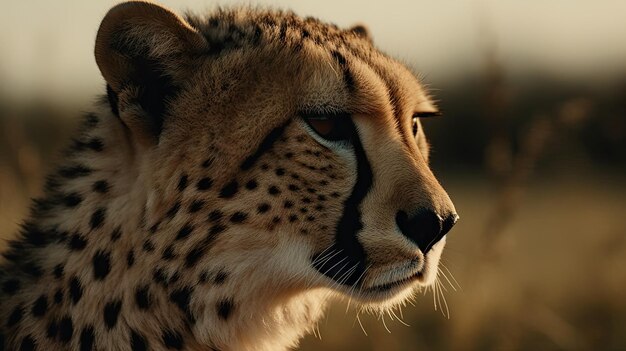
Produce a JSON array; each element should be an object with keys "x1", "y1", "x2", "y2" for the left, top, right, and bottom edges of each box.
[
  {"x1": 348, "y1": 24, "x2": 372, "y2": 42},
  {"x1": 95, "y1": 1, "x2": 208, "y2": 143}
]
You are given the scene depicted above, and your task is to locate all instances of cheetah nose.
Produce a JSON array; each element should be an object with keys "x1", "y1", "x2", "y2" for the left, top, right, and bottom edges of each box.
[{"x1": 395, "y1": 209, "x2": 459, "y2": 254}]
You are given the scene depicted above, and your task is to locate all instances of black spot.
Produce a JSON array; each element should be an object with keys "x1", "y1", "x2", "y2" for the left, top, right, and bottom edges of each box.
[
  {"x1": 320, "y1": 180, "x2": 329, "y2": 186},
  {"x1": 152, "y1": 268, "x2": 168, "y2": 287},
  {"x1": 21, "y1": 225, "x2": 53, "y2": 247},
  {"x1": 307, "y1": 188, "x2": 316, "y2": 194},
  {"x1": 268, "y1": 186, "x2": 280, "y2": 195},
  {"x1": 127, "y1": 250, "x2": 135, "y2": 267},
  {"x1": 217, "y1": 298, "x2": 234, "y2": 320},
  {"x1": 162, "y1": 245, "x2": 176, "y2": 260},
  {"x1": 31, "y1": 295, "x2": 48, "y2": 317},
  {"x1": 188, "y1": 200, "x2": 205, "y2": 213},
  {"x1": 229, "y1": 212, "x2": 248, "y2": 223},
  {"x1": 289, "y1": 214, "x2": 299, "y2": 222},
  {"x1": 68, "y1": 233, "x2": 87, "y2": 250},
  {"x1": 214, "y1": 271, "x2": 228, "y2": 285},
  {"x1": 47, "y1": 320, "x2": 59, "y2": 339},
  {"x1": 142, "y1": 240, "x2": 155, "y2": 252},
  {"x1": 79, "y1": 326, "x2": 95, "y2": 351},
  {"x1": 301, "y1": 197, "x2": 312, "y2": 204},
  {"x1": 240, "y1": 121, "x2": 290, "y2": 170},
  {"x1": 130, "y1": 330, "x2": 147, "y2": 351},
  {"x1": 201, "y1": 158, "x2": 213, "y2": 168},
  {"x1": 197, "y1": 177, "x2": 213, "y2": 190},
  {"x1": 63, "y1": 193, "x2": 83, "y2": 207},
  {"x1": 7, "y1": 304, "x2": 24, "y2": 327},
  {"x1": 285, "y1": 152, "x2": 294, "y2": 159},
  {"x1": 288, "y1": 184, "x2": 300, "y2": 192},
  {"x1": 69, "y1": 276, "x2": 83, "y2": 304},
  {"x1": 87, "y1": 138, "x2": 104, "y2": 152},
  {"x1": 166, "y1": 202, "x2": 181, "y2": 218},
  {"x1": 275, "y1": 168, "x2": 285, "y2": 176},
  {"x1": 261, "y1": 163, "x2": 270, "y2": 171},
  {"x1": 162, "y1": 329, "x2": 184, "y2": 350},
  {"x1": 198, "y1": 271, "x2": 210, "y2": 283},
  {"x1": 90, "y1": 208, "x2": 106, "y2": 230},
  {"x1": 149, "y1": 223, "x2": 160, "y2": 234},
  {"x1": 103, "y1": 299, "x2": 122, "y2": 329},
  {"x1": 83, "y1": 113, "x2": 99, "y2": 128},
  {"x1": 170, "y1": 271, "x2": 181, "y2": 284},
  {"x1": 299, "y1": 208, "x2": 308, "y2": 214},
  {"x1": 54, "y1": 289, "x2": 63, "y2": 304},
  {"x1": 245, "y1": 180, "x2": 258, "y2": 190},
  {"x1": 93, "y1": 180, "x2": 110, "y2": 193},
  {"x1": 208, "y1": 210, "x2": 223, "y2": 223},
  {"x1": 175, "y1": 224, "x2": 194, "y2": 241},
  {"x1": 330, "y1": 192, "x2": 341, "y2": 198},
  {"x1": 317, "y1": 194, "x2": 327, "y2": 201},
  {"x1": 209, "y1": 224, "x2": 226, "y2": 236},
  {"x1": 135, "y1": 285, "x2": 151, "y2": 310},
  {"x1": 169, "y1": 287, "x2": 193, "y2": 320},
  {"x1": 111, "y1": 227, "x2": 122, "y2": 241},
  {"x1": 284, "y1": 200, "x2": 294, "y2": 209},
  {"x1": 185, "y1": 247, "x2": 206, "y2": 268},
  {"x1": 2, "y1": 279, "x2": 20, "y2": 295},
  {"x1": 92, "y1": 250, "x2": 111, "y2": 280},
  {"x1": 59, "y1": 165, "x2": 92, "y2": 179},
  {"x1": 219, "y1": 180, "x2": 239, "y2": 198},
  {"x1": 306, "y1": 215, "x2": 316, "y2": 221},
  {"x1": 19, "y1": 335, "x2": 36, "y2": 351},
  {"x1": 21, "y1": 262, "x2": 43, "y2": 277},
  {"x1": 58, "y1": 316, "x2": 73, "y2": 343},
  {"x1": 257, "y1": 203, "x2": 271, "y2": 213},
  {"x1": 177, "y1": 175, "x2": 188, "y2": 191}
]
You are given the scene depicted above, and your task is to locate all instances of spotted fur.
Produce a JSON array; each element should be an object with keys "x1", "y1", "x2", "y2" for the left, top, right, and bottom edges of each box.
[{"x1": 0, "y1": 1, "x2": 457, "y2": 350}]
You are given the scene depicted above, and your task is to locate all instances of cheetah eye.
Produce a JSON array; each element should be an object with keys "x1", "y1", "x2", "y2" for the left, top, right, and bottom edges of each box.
[
  {"x1": 412, "y1": 111, "x2": 441, "y2": 135},
  {"x1": 301, "y1": 112, "x2": 353, "y2": 143}
]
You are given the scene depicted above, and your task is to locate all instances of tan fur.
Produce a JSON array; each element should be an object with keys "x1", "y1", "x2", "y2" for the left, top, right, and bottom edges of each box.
[{"x1": 0, "y1": 2, "x2": 456, "y2": 350}]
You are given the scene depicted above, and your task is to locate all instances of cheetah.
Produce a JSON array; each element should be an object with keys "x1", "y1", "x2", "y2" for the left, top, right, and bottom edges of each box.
[{"x1": 0, "y1": 1, "x2": 458, "y2": 350}]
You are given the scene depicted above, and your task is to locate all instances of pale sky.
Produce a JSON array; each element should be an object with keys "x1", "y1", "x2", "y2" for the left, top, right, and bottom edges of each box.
[{"x1": 1, "y1": 0, "x2": 625, "y2": 102}]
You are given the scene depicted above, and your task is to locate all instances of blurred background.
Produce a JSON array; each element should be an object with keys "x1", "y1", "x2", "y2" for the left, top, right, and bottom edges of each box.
[{"x1": 1, "y1": 1, "x2": 625, "y2": 350}]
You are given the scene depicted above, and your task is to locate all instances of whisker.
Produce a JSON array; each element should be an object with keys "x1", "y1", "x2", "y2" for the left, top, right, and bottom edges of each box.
[
  {"x1": 380, "y1": 313, "x2": 392, "y2": 333},
  {"x1": 437, "y1": 266, "x2": 457, "y2": 292},
  {"x1": 356, "y1": 312, "x2": 368, "y2": 336},
  {"x1": 440, "y1": 262, "x2": 462, "y2": 291},
  {"x1": 437, "y1": 280, "x2": 451, "y2": 319}
]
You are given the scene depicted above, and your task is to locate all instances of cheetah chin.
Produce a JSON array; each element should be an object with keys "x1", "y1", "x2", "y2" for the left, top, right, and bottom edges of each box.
[{"x1": 0, "y1": 1, "x2": 458, "y2": 350}]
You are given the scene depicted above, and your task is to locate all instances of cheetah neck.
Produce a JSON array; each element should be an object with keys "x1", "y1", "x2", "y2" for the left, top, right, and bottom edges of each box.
[{"x1": 0, "y1": 103, "x2": 330, "y2": 350}]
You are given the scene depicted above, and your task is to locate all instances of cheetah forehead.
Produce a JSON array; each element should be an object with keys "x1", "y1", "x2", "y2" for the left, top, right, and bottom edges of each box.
[{"x1": 184, "y1": 7, "x2": 436, "y2": 114}]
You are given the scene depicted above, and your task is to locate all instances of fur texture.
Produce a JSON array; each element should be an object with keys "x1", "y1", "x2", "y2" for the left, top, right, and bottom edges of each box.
[{"x1": 0, "y1": 2, "x2": 457, "y2": 350}]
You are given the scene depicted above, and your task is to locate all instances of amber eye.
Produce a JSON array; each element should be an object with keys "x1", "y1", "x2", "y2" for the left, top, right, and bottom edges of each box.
[
  {"x1": 301, "y1": 113, "x2": 353, "y2": 143},
  {"x1": 412, "y1": 117, "x2": 419, "y2": 135}
]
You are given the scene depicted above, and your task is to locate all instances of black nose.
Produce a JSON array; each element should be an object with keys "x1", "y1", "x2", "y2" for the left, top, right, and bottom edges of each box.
[{"x1": 396, "y1": 209, "x2": 459, "y2": 253}]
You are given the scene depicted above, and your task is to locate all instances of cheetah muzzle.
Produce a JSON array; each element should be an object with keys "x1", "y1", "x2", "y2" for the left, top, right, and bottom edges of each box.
[{"x1": 0, "y1": 1, "x2": 458, "y2": 350}]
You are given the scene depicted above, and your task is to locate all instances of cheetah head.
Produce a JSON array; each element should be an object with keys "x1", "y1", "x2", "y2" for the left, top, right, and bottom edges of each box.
[{"x1": 96, "y1": 1, "x2": 458, "y2": 311}]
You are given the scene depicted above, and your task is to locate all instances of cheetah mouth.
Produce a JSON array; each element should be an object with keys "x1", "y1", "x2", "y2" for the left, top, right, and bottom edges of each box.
[
  {"x1": 364, "y1": 270, "x2": 424, "y2": 294},
  {"x1": 353, "y1": 255, "x2": 436, "y2": 301}
]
